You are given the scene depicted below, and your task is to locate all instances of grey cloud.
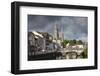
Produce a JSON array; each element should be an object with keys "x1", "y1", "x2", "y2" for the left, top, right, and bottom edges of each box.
[
  {"x1": 28, "y1": 15, "x2": 61, "y2": 31},
  {"x1": 28, "y1": 15, "x2": 88, "y2": 42}
]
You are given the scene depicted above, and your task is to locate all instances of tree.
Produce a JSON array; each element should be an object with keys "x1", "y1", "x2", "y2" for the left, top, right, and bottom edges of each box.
[
  {"x1": 82, "y1": 48, "x2": 88, "y2": 58},
  {"x1": 77, "y1": 40, "x2": 83, "y2": 44},
  {"x1": 69, "y1": 39, "x2": 76, "y2": 45},
  {"x1": 63, "y1": 40, "x2": 69, "y2": 48}
]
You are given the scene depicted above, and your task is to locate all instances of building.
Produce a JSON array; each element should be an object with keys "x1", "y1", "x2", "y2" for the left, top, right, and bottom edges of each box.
[
  {"x1": 28, "y1": 30, "x2": 63, "y2": 60},
  {"x1": 53, "y1": 23, "x2": 64, "y2": 48},
  {"x1": 65, "y1": 43, "x2": 85, "y2": 59}
]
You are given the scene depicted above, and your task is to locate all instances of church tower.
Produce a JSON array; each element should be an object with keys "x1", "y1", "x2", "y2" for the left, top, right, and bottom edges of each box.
[
  {"x1": 59, "y1": 32, "x2": 64, "y2": 42},
  {"x1": 54, "y1": 22, "x2": 59, "y2": 40},
  {"x1": 53, "y1": 22, "x2": 64, "y2": 48}
]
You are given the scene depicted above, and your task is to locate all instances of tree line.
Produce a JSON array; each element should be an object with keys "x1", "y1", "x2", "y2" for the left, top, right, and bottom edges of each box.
[{"x1": 63, "y1": 39, "x2": 83, "y2": 48}]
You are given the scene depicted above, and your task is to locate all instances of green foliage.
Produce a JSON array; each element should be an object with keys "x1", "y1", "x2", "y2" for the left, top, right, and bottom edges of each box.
[
  {"x1": 69, "y1": 39, "x2": 76, "y2": 45},
  {"x1": 62, "y1": 39, "x2": 83, "y2": 48},
  {"x1": 63, "y1": 40, "x2": 69, "y2": 48},
  {"x1": 76, "y1": 40, "x2": 83, "y2": 44},
  {"x1": 82, "y1": 48, "x2": 88, "y2": 58}
]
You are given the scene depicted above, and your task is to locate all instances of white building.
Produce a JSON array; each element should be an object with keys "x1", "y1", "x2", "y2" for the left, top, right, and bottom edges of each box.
[{"x1": 65, "y1": 43, "x2": 85, "y2": 59}]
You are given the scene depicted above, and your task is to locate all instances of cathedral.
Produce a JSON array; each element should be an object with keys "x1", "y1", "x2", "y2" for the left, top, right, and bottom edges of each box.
[{"x1": 53, "y1": 23, "x2": 64, "y2": 48}]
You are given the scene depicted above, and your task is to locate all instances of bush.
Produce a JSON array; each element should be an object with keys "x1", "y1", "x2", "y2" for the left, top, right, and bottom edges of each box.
[{"x1": 82, "y1": 48, "x2": 88, "y2": 58}]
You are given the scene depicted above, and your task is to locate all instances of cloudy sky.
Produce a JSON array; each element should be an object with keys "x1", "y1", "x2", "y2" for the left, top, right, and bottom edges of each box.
[{"x1": 28, "y1": 15, "x2": 88, "y2": 42}]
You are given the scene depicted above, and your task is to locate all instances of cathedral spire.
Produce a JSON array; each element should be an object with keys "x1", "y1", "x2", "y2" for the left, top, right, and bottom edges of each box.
[{"x1": 54, "y1": 22, "x2": 59, "y2": 40}]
